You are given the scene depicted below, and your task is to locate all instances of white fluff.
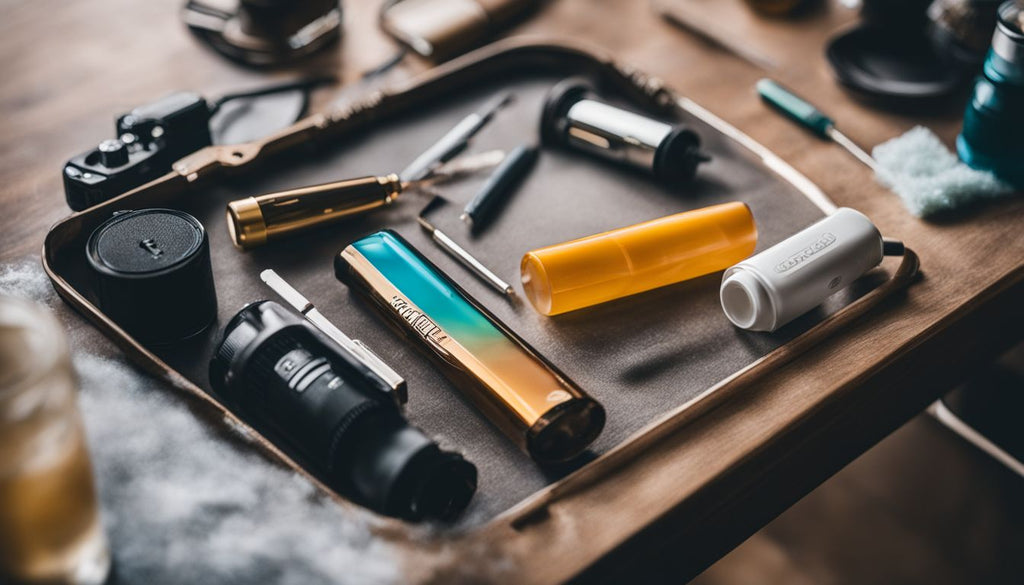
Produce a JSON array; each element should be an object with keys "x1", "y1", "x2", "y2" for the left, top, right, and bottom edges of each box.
[
  {"x1": 1, "y1": 259, "x2": 401, "y2": 585},
  {"x1": 873, "y1": 126, "x2": 1014, "y2": 218}
]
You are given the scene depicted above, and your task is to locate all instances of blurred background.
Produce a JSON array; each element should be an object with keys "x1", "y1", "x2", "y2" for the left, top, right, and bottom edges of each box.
[{"x1": 695, "y1": 341, "x2": 1024, "y2": 585}]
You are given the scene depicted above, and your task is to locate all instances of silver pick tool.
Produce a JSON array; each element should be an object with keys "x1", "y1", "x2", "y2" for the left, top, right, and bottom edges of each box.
[{"x1": 417, "y1": 196, "x2": 515, "y2": 296}]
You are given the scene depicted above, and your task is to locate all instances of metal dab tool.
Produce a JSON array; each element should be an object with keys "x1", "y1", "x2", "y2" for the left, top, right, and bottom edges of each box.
[
  {"x1": 399, "y1": 93, "x2": 514, "y2": 183},
  {"x1": 225, "y1": 150, "x2": 505, "y2": 250},
  {"x1": 756, "y1": 79, "x2": 880, "y2": 174},
  {"x1": 417, "y1": 196, "x2": 514, "y2": 296},
  {"x1": 259, "y1": 269, "x2": 408, "y2": 404}
]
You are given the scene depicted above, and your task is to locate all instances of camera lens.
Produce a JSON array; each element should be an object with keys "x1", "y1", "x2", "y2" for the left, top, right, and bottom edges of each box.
[{"x1": 210, "y1": 301, "x2": 476, "y2": 521}]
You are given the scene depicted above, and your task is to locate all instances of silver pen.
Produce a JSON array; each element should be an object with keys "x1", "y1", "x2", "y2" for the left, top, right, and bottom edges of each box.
[{"x1": 259, "y1": 269, "x2": 408, "y2": 404}]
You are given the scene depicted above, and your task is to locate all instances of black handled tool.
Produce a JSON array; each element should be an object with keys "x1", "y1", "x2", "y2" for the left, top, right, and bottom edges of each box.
[{"x1": 461, "y1": 145, "x2": 538, "y2": 231}]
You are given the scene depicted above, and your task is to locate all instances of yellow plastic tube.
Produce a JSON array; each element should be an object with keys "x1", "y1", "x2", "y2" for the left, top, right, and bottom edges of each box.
[{"x1": 520, "y1": 202, "x2": 757, "y2": 316}]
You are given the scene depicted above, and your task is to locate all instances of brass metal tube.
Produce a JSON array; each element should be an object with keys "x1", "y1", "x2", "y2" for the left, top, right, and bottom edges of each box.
[{"x1": 226, "y1": 174, "x2": 402, "y2": 250}]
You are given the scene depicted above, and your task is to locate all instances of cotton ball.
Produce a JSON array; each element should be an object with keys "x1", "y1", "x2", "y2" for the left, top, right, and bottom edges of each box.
[
  {"x1": 0, "y1": 253, "x2": 402, "y2": 585},
  {"x1": 873, "y1": 126, "x2": 1014, "y2": 217},
  {"x1": 0, "y1": 258, "x2": 57, "y2": 303},
  {"x1": 72, "y1": 353, "x2": 402, "y2": 585}
]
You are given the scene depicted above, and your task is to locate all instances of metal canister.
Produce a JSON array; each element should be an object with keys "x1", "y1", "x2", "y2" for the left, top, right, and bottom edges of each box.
[{"x1": 540, "y1": 78, "x2": 710, "y2": 187}]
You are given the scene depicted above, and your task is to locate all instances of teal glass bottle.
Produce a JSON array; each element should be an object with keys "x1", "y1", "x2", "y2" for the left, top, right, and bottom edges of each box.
[{"x1": 957, "y1": 1, "x2": 1024, "y2": 188}]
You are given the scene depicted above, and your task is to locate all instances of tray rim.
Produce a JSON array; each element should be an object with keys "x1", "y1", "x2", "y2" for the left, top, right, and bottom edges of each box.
[{"x1": 41, "y1": 36, "x2": 920, "y2": 582}]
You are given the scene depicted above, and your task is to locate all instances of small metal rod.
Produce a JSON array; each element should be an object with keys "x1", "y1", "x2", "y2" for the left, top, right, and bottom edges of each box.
[
  {"x1": 416, "y1": 210, "x2": 514, "y2": 296},
  {"x1": 827, "y1": 126, "x2": 881, "y2": 174}
]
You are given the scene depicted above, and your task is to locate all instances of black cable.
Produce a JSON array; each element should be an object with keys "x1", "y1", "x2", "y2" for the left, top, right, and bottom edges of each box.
[{"x1": 210, "y1": 76, "x2": 337, "y2": 115}]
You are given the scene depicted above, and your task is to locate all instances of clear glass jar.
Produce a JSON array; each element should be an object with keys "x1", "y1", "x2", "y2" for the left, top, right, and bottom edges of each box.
[{"x1": 0, "y1": 297, "x2": 110, "y2": 585}]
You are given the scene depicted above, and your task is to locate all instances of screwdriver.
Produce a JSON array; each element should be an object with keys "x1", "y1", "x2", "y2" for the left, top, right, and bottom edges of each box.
[{"x1": 756, "y1": 79, "x2": 879, "y2": 174}]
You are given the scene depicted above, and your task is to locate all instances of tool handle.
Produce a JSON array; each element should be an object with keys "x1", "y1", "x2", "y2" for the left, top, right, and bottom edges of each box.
[
  {"x1": 227, "y1": 175, "x2": 400, "y2": 249},
  {"x1": 256, "y1": 175, "x2": 398, "y2": 226},
  {"x1": 756, "y1": 79, "x2": 833, "y2": 139},
  {"x1": 463, "y1": 145, "x2": 538, "y2": 230}
]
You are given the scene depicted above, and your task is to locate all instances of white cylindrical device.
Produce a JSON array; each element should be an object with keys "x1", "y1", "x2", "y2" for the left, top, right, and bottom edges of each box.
[{"x1": 719, "y1": 208, "x2": 884, "y2": 332}]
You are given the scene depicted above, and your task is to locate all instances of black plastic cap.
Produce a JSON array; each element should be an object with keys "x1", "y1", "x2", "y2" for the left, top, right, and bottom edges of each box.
[
  {"x1": 653, "y1": 125, "x2": 710, "y2": 186},
  {"x1": 526, "y1": 397, "x2": 606, "y2": 466},
  {"x1": 348, "y1": 417, "x2": 478, "y2": 521}
]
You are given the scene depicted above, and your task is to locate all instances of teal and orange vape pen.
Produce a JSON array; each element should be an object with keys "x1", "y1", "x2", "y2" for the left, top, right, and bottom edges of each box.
[{"x1": 335, "y1": 230, "x2": 605, "y2": 465}]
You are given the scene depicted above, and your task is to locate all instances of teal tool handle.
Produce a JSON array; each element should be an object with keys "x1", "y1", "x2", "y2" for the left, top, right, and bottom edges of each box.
[{"x1": 757, "y1": 79, "x2": 834, "y2": 139}]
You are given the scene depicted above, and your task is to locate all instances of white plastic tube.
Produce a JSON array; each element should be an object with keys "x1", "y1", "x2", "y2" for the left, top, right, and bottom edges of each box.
[{"x1": 719, "y1": 208, "x2": 884, "y2": 332}]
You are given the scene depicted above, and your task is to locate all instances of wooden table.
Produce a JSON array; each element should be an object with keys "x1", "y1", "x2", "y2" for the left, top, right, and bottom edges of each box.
[{"x1": 3, "y1": 0, "x2": 1022, "y2": 582}]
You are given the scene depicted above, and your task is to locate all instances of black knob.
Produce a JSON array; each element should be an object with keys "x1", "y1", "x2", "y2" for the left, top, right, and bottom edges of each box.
[{"x1": 98, "y1": 139, "x2": 129, "y2": 168}]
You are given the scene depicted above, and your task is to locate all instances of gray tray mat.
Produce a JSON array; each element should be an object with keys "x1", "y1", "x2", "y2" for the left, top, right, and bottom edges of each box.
[{"x1": 57, "y1": 75, "x2": 864, "y2": 525}]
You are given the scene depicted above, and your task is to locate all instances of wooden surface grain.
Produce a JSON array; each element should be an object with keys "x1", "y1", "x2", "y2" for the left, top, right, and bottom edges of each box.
[{"x1": 2, "y1": 0, "x2": 1022, "y2": 583}]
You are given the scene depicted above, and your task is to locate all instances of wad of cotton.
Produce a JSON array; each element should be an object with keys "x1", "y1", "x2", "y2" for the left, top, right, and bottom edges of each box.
[
  {"x1": 872, "y1": 126, "x2": 1014, "y2": 218},
  {"x1": 0, "y1": 259, "x2": 401, "y2": 585}
]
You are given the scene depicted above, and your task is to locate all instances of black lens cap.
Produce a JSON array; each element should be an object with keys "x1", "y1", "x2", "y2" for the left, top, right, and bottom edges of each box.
[
  {"x1": 87, "y1": 209, "x2": 217, "y2": 344},
  {"x1": 826, "y1": 24, "x2": 968, "y2": 106}
]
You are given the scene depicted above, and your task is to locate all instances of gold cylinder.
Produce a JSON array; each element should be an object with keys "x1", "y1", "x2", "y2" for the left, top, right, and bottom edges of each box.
[{"x1": 226, "y1": 174, "x2": 402, "y2": 250}]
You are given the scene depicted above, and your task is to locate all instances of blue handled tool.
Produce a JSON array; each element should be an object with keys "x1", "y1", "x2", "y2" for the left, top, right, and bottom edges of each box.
[
  {"x1": 461, "y1": 144, "x2": 538, "y2": 231},
  {"x1": 756, "y1": 79, "x2": 879, "y2": 173}
]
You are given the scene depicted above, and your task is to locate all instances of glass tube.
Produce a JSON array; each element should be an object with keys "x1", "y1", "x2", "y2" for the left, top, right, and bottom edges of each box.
[{"x1": 0, "y1": 297, "x2": 110, "y2": 585}]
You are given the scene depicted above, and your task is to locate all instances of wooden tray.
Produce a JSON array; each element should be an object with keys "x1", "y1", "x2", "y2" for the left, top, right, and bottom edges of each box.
[{"x1": 43, "y1": 38, "x2": 919, "y2": 582}]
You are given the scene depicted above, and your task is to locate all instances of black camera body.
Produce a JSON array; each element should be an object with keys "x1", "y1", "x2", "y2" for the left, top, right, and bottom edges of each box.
[{"x1": 63, "y1": 92, "x2": 212, "y2": 211}]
